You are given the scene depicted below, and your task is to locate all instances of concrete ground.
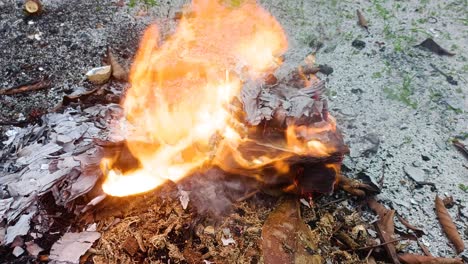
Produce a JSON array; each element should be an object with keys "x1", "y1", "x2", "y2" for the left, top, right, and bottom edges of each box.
[{"x1": 0, "y1": 0, "x2": 467, "y2": 258}]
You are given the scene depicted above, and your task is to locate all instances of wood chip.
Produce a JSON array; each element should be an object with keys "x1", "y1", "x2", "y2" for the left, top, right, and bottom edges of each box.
[
  {"x1": 435, "y1": 195, "x2": 465, "y2": 254},
  {"x1": 122, "y1": 236, "x2": 139, "y2": 256}
]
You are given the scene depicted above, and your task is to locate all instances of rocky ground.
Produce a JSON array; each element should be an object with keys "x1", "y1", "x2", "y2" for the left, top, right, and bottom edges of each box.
[{"x1": 0, "y1": 0, "x2": 467, "y2": 262}]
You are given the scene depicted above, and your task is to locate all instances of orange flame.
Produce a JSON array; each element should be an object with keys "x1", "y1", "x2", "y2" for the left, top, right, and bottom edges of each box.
[{"x1": 102, "y1": 0, "x2": 288, "y2": 196}]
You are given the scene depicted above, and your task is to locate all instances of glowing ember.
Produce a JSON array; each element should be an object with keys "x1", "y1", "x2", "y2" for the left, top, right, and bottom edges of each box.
[{"x1": 102, "y1": 0, "x2": 288, "y2": 196}]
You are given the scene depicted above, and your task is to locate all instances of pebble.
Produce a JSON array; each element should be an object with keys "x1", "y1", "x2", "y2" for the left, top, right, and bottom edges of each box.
[
  {"x1": 399, "y1": 123, "x2": 409, "y2": 130},
  {"x1": 404, "y1": 165, "x2": 426, "y2": 183},
  {"x1": 318, "y1": 64, "x2": 334, "y2": 75},
  {"x1": 352, "y1": 39, "x2": 366, "y2": 50},
  {"x1": 12, "y1": 246, "x2": 24, "y2": 257},
  {"x1": 85, "y1": 65, "x2": 111, "y2": 84}
]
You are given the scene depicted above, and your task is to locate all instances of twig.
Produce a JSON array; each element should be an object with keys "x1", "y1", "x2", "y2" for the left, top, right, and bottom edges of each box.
[
  {"x1": 236, "y1": 189, "x2": 259, "y2": 202},
  {"x1": 0, "y1": 119, "x2": 30, "y2": 127},
  {"x1": 318, "y1": 198, "x2": 346, "y2": 208},
  {"x1": 452, "y1": 139, "x2": 468, "y2": 161},
  {"x1": 349, "y1": 238, "x2": 406, "y2": 252},
  {"x1": 0, "y1": 79, "x2": 52, "y2": 96},
  {"x1": 365, "y1": 248, "x2": 374, "y2": 262},
  {"x1": 378, "y1": 162, "x2": 386, "y2": 188}
]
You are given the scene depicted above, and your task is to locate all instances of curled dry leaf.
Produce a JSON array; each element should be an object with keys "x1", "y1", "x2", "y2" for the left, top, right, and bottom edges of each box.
[
  {"x1": 452, "y1": 139, "x2": 468, "y2": 161},
  {"x1": 356, "y1": 9, "x2": 369, "y2": 32},
  {"x1": 368, "y1": 199, "x2": 400, "y2": 264},
  {"x1": 107, "y1": 48, "x2": 128, "y2": 81},
  {"x1": 416, "y1": 38, "x2": 455, "y2": 56},
  {"x1": 442, "y1": 196, "x2": 455, "y2": 209},
  {"x1": 396, "y1": 214, "x2": 425, "y2": 237},
  {"x1": 398, "y1": 254, "x2": 463, "y2": 264},
  {"x1": 435, "y1": 195, "x2": 465, "y2": 254}
]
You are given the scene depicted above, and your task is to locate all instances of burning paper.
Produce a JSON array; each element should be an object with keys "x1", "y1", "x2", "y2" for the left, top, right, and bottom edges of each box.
[{"x1": 102, "y1": 0, "x2": 341, "y2": 197}]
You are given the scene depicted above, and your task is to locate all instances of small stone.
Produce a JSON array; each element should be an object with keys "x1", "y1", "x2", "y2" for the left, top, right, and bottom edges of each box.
[
  {"x1": 13, "y1": 246, "x2": 24, "y2": 257},
  {"x1": 318, "y1": 64, "x2": 333, "y2": 75},
  {"x1": 404, "y1": 165, "x2": 426, "y2": 183},
  {"x1": 352, "y1": 39, "x2": 366, "y2": 50},
  {"x1": 399, "y1": 123, "x2": 409, "y2": 130},
  {"x1": 85, "y1": 66, "x2": 111, "y2": 84},
  {"x1": 204, "y1": 226, "x2": 215, "y2": 235}
]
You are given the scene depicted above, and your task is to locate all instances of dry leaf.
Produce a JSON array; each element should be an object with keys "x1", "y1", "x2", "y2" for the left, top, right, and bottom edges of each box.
[
  {"x1": 107, "y1": 48, "x2": 128, "y2": 81},
  {"x1": 398, "y1": 254, "x2": 463, "y2": 264},
  {"x1": 356, "y1": 9, "x2": 369, "y2": 32},
  {"x1": 368, "y1": 199, "x2": 400, "y2": 264},
  {"x1": 396, "y1": 214, "x2": 425, "y2": 237},
  {"x1": 416, "y1": 38, "x2": 455, "y2": 56},
  {"x1": 435, "y1": 195, "x2": 465, "y2": 254},
  {"x1": 262, "y1": 198, "x2": 322, "y2": 264}
]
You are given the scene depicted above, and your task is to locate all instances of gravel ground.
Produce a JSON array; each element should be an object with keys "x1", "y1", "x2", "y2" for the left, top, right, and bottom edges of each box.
[{"x1": 1, "y1": 0, "x2": 467, "y2": 259}]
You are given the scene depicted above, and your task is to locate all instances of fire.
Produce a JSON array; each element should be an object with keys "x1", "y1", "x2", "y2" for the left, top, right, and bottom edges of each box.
[{"x1": 102, "y1": 0, "x2": 288, "y2": 196}]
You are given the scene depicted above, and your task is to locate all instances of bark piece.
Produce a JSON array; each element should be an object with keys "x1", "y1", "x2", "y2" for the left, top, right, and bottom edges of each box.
[
  {"x1": 435, "y1": 195, "x2": 465, "y2": 254},
  {"x1": 50, "y1": 231, "x2": 101, "y2": 263},
  {"x1": 398, "y1": 254, "x2": 463, "y2": 264}
]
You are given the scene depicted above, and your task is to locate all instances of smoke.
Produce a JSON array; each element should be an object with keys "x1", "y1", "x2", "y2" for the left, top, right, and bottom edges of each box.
[{"x1": 178, "y1": 167, "x2": 259, "y2": 216}]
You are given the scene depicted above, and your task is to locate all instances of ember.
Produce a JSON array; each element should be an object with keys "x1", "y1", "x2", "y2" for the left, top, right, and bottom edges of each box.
[{"x1": 102, "y1": 0, "x2": 346, "y2": 197}]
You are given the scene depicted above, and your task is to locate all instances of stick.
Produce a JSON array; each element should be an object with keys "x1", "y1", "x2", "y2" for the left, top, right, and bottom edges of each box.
[
  {"x1": 236, "y1": 189, "x2": 259, "y2": 202},
  {"x1": 0, "y1": 80, "x2": 51, "y2": 96},
  {"x1": 349, "y1": 238, "x2": 405, "y2": 252}
]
